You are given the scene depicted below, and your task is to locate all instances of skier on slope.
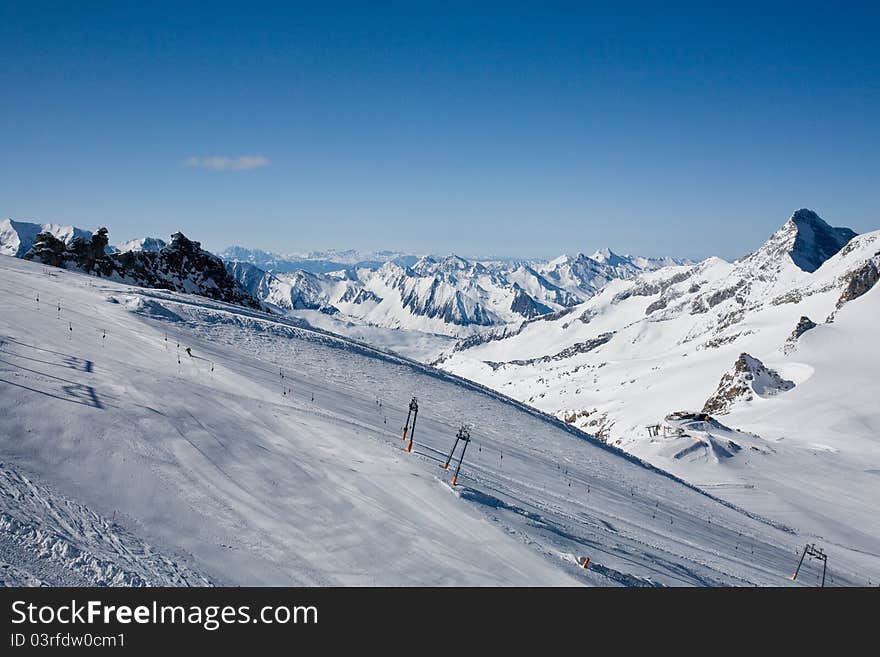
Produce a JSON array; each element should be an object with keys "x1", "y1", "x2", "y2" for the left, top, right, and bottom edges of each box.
[{"x1": 185, "y1": 347, "x2": 192, "y2": 357}]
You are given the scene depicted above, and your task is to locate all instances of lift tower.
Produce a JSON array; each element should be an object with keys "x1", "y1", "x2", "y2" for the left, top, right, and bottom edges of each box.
[
  {"x1": 442, "y1": 425, "x2": 472, "y2": 486},
  {"x1": 402, "y1": 397, "x2": 419, "y2": 453},
  {"x1": 792, "y1": 543, "x2": 828, "y2": 587}
]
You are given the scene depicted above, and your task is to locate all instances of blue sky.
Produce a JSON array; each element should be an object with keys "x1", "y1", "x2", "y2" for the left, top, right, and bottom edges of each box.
[{"x1": 1, "y1": 2, "x2": 878, "y2": 260}]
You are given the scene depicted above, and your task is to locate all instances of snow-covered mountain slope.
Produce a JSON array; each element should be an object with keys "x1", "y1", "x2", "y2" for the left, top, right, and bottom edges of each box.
[
  {"x1": 225, "y1": 249, "x2": 686, "y2": 339},
  {"x1": 116, "y1": 236, "x2": 167, "y2": 253},
  {"x1": 0, "y1": 460, "x2": 210, "y2": 586},
  {"x1": 0, "y1": 218, "x2": 93, "y2": 258},
  {"x1": 436, "y1": 211, "x2": 880, "y2": 560},
  {"x1": 4, "y1": 253, "x2": 869, "y2": 586},
  {"x1": 534, "y1": 250, "x2": 685, "y2": 299}
]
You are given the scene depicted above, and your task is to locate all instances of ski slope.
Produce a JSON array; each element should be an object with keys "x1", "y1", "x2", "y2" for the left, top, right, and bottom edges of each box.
[{"x1": 1, "y1": 255, "x2": 874, "y2": 586}]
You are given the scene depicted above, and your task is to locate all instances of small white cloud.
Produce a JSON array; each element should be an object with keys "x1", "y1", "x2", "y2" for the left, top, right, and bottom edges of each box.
[{"x1": 185, "y1": 155, "x2": 270, "y2": 171}]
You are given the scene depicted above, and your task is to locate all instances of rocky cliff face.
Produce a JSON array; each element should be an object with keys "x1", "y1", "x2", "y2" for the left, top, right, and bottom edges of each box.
[
  {"x1": 24, "y1": 229, "x2": 261, "y2": 310},
  {"x1": 836, "y1": 254, "x2": 880, "y2": 308},
  {"x1": 787, "y1": 209, "x2": 858, "y2": 273},
  {"x1": 751, "y1": 209, "x2": 857, "y2": 274},
  {"x1": 25, "y1": 227, "x2": 114, "y2": 273}
]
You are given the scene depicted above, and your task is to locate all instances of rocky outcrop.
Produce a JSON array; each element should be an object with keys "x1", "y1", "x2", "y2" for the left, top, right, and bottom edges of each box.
[
  {"x1": 113, "y1": 232, "x2": 261, "y2": 308},
  {"x1": 25, "y1": 227, "x2": 115, "y2": 274},
  {"x1": 836, "y1": 255, "x2": 879, "y2": 309},
  {"x1": 702, "y1": 353, "x2": 794, "y2": 415},
  {"x1": 484, "y1": 332, "x2": 614, "y2": 369},
  {"x1": 509, "y1": 284, "x2": 552, "y2": 319},
  {"x1": 23, "y1": 231, "x2": 70, "y2": 268},
  {"x1": 25, "y1": 229, "x2": 261, "y2": 310},
  {"x1": 783, "y1": 316, "x2": 817, "y2": 353},
  {"x1": 338, "y1": 286, "x2": 382, "y2": 305}
]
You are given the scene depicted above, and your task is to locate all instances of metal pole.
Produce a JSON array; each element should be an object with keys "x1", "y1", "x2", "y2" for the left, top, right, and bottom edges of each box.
[
  {"x1": 792, "y1": 544, "x2": 808, "y2": 581},
  {"x1": 406, "y1": 405, "x2": 418, "y2": 453},
  {"x1": 821, "y1": 558, "x2": 827, "y2": 588},
  {"x1": 403, "y1": 397, "x2": 417, "y2": 442},
  {"x1": 442, "y1": 436, "x2": 460, "y2": 470},
  {"x1": 402, "y1": 406, "x2": 412, "y2": 441},
  {"x1": 451, "y1": 436, "x2": 470, "y2": 486}
]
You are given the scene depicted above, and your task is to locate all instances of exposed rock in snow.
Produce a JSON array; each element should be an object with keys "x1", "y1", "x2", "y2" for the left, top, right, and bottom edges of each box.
[
  {"x1": 485, "y1": 332, "x2": 614, "y2": 369},
  {"x1": 113, "y1": 232, "x2": 262, "y2": 308},
  {"x1": 23, "y1": 228, "x2": 261, "y2": 309},
  {"x1": 783, "y1": 316, "x2": 817, "y2": 353},
  {"x1": 835, "y1": 254, "x2": 879, "y2": 308},
  {"x1": 787, "y1": 209, "x2": 858, "y2": 273},
  {"x1": 510, "y1": 283, "x2": 553, "y2": 319},
  {"x1": 25, "y1": 227, "x2": 112, "y2": 273},
  {"x1": 702, "y1": 353, "x2": 795, "y2": 415}
]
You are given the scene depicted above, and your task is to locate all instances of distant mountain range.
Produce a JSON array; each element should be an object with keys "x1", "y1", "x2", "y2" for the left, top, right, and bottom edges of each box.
[
  {"x1": 434, "y1": 209, "x2": 879, "y2": 468},
  {"x1": 222, "y1": 246, "x2": 691, "y2": 335},
  {"x1": 3, "y1": 217, "x2": 694, "y2": 336},
  {"x1": 219, "y1": 246, "x2": 419, "y2": 274}
]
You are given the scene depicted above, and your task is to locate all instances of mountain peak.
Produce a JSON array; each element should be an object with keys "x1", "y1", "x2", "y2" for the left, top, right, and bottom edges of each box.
[
  {"x1": 749, "y1": 209, "x2": 857, "y2": 274},
  {"x1": 441, "y1": 254, "x2": 470, "y2": 269},
  {"x1": 782, "y1": 209, "x2": 857, "y2": 273},
  {"x1": 116, "y1": 236, "x2": 167, "y2": 253},
  {"x1": 589, "y1": 248, "x2": 627, "y2": 266},
  {"x1": 788, "y1": 208, "x2": 824, "y2": 226},
  {"x1": 169, "y1": 231, "x2": 200, "y2": 251}
]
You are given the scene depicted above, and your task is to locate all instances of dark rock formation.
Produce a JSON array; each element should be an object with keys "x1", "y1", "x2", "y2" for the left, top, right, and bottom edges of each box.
[
  {"x1": 836, "y1": 256, "x2": 880, "y2": 308},
  {"x1": 784, "y1": 209, "x2": 857, "y2": 273},
  {"x1": 25, "y1": 229, "x2": 261, "y2": 310}
]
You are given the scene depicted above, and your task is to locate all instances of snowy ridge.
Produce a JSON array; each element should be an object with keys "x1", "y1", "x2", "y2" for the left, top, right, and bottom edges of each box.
[
  {"x1": 224, "y1": 247, "x2": 687, "y2": 338},
  {"x1": 115, "y1": 236, "x2": 167, "y2": 253}
]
